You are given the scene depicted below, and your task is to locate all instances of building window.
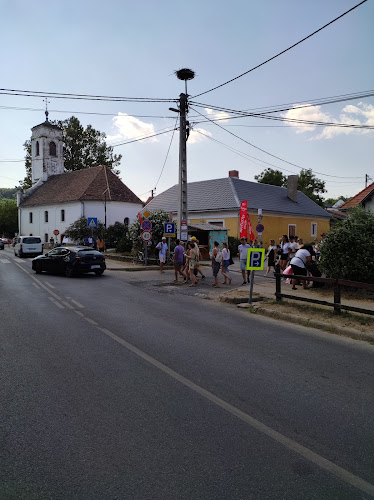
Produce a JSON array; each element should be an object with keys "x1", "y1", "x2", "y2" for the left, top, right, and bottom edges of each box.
[
  {"x1": 44, "y1": 211, "x2": 48, "y2": 223},
  {"x1": 61, "y1": 209, "x2": 65, "y2": 222},
  {"x1": 311, "y1": 223, "x2": 317, "y2": 238},
  {"x1": 288, "y1": 224, "x2": 296, "y2": 237},
  {"x1": 49, "y1": 141, "x2": 57, "y2": 156},
  {"x1": 45, "y1": 233, "x2": 48, "y2": 243},
  {"x1": 124, "y1": 217, "x2": 129, "y2": 226},
  {"x1": 36, "y1": 141, "x2": 40, "y2": 156},
  {"x1": 207, "y1": 219, "x2": 224, "y2": 227},
  {"x1": 29, "y1": 212, "x2": 33, "y2": 224}
]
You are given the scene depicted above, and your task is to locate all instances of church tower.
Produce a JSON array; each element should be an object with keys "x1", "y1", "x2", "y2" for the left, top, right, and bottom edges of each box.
[{"x1": 30, "y1": 108, "x2": 64, "y2": 185}]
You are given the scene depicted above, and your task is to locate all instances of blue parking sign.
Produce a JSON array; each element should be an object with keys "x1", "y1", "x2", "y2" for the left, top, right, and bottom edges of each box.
[
  {"x1": 163, "y1": 222, "x2": 175, "y2": 237},
  {"x1": 246, "y1": 248, "x2": 265, "y2": 270}
]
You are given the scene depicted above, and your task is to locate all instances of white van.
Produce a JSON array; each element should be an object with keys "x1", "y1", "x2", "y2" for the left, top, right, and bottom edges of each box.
[{"x1": 14, "y1": 236, "x2": 43, "y2": 257}]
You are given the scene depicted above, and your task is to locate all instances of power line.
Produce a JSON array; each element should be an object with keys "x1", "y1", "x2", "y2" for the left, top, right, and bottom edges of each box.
[
  {"x1": 192, "y1": 0, "x2": 367, "y2": 98},
  {"x1": 190, "y1": 106, "x2": 360, "y2": 179},
  {"x1": 0, "y1": 88, "x2": 176, "y2": 103},
  {"x1": 111, "y1": 127, "x2": 177, "y2": 147},
  {"x1": 154, "y1": 117, "x2": 178, "y2": 190}
]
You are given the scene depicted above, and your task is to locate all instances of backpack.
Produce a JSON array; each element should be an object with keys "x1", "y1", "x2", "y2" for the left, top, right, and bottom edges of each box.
[{"x1": 215, "y1": 250, "x2": 222, "y2": 263}]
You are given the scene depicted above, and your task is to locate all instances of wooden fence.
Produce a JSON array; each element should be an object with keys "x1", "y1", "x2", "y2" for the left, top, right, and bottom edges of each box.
[{"x1": 275, "y1": 273, "x2": 374, "y2": 316}]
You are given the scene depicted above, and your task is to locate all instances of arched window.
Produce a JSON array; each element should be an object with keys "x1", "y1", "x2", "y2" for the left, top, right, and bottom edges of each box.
[
  {"x1": 124, "y1": 217, "x2": 129, "y2": 227},
  {"x1": 49, "y1": 141, "x2": 56, "y2": 156},
  {"x1": 36, "y1": 141, "x2": 40, "y2": 156}
]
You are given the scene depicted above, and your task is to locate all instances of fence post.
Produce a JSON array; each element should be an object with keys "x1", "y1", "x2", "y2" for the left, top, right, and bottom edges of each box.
[
  {"x1": 334, "y1": 274, "x2": 341, "y2": 314},
  {"x1": 276, "y1": 273, "x2": 282, "y2": 302}
]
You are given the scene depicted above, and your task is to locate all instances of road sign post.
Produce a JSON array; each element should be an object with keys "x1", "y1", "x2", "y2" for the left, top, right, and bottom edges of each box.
[{"x1": 246, "y1": 248, "x2": 266, "y2": 304}]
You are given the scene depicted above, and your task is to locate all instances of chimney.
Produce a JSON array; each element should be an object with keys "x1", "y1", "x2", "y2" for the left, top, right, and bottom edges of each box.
[
  {"x1": 229, "y1": 170, "x2": 239, "y2": 178},
  {"x1": 287, "y1": 175, "x2": 298, "y2": 202}
]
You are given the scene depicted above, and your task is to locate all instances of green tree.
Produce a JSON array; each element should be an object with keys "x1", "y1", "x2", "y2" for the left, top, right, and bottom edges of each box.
[
  {"x1": 0, "y1": 188, "x2": 17, "y2": 200},
  {"x1": 21, "y1": 116, "x2": 122, "y2": 189},
  {"x1": 255, "y1": 168, "x2": 326, "y2": 206},
  {"x1": 0, "y1": 199, "x2": 18, "y2": 236},
  {"x1": 319, "y1": 207, "x2": 374, "y2": 283},
  {"x1": 324, "y1": 196, "x2": 350, "y2": 205},
  {"x1": 129, "y1": 210, "x2": 170, "y2": 251},
  {"x1": 64, "y1": 217, "x2": 102, "y2": 242},
  {"x1": 254, "y1": 168, "x2": 286, "y2": 187}
]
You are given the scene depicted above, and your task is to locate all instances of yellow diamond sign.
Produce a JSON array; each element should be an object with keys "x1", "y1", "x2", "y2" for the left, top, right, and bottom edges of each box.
[{"x1": 143, "y1": 210, "x2": 151, "y2": 219}]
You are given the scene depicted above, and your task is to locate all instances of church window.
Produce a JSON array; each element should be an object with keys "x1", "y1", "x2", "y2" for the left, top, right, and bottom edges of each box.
[
  {"x1": 61, "y1": 209, "x2": 65, "y2": 222},
  {"x1": 29, "y1": 212, "x2": 33, "y2": 223},
  {"x1": 49, "y1": 141, "x2": 57, "y2": 156},
  {"x1": 124, "y1": 217, "x2": 129, "y2": 226},
  {"x1": 36, "y1": 141, "x2": 40, "y2": 156},
  {"x1": 44, "y1": 211, "x2": 49, "y2": 223}
]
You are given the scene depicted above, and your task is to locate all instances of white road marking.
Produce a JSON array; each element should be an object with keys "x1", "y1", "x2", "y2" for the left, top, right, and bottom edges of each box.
[
  {"x1": 32, "y1": 283, "x2": 40, "y2": 289},
  {"x1": 84, "y1": 317, "x2": 98, "y2": 325},
  {"x1": 61, "y1": 301, "x2": 75, "y2": 310},
  {"x1": 0, "y1": 259, "x2": 10, "y2": 263},
  {"x1": 46, "y1": 282, "x2": 55, "y2": 289},
  {"x1": 95, "y1": 325, "x2": 374, "y2": 498},
  {"x1": 69, "y1": 299, "x2": 84, "y2": 309},
  {"x1": 48, "y1": 297, "x2": 64, "y2": 309}
]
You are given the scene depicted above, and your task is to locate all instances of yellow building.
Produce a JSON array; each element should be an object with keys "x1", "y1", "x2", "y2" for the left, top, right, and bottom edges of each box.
[{"x1": 146, "y1": 171, "x2": 331, "y2": 249}]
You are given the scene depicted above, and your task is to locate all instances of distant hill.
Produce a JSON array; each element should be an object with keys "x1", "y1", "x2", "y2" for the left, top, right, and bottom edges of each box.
[{"x1": 0, "y1": 187, "x2": 17, "y2": 200}]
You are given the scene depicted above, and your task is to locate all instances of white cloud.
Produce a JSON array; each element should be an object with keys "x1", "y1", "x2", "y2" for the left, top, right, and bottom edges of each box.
[
  {"x1": 282, "y1": 102, "x2": 374, "y2": 140},
  {"x1": 205, "y1": 107, "x2": 230, "y2": 122},
  {"x1": 188, "y1": 127, "x2": 212, "y2": 144},
  {"x1": 107, "y1": 112, "x2": 157, "y2": 142}
]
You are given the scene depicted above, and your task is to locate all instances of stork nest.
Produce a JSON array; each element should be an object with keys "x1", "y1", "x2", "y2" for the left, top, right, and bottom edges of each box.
[{"x1": 175, "y1": 68, "x2": 195, "y2": 81}]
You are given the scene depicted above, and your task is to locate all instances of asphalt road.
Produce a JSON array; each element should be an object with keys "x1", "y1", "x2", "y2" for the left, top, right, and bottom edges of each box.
[{"x1": 1, "y1": 247, "x2": 374, "y2": 499}]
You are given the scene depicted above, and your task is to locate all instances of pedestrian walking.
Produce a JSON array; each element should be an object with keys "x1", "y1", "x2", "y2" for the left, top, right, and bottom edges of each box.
[
  {"x1": 211, "y1": 241, "x2": 222, "y2": 288},
  {"x1": 190, "y1": 237, "x2": 206, "y2": 280},
  {"x1": 156, "y1": 237, "x2": 168, "y2": 273},
  {"x1": 173, "y1": 239, "x2": 185, "y2": 282},
  {"x1": 238, "y1": 237, "x2": 251, "y2": 285},
  {"x1": 266, "y1": 239, "x2": 277, "y2": 275},
  {"x1": 221, "y1": 242, "x2": 232, "y2": 284},
  {"x1": 279, "y1": 235, "x2": 291, "y2": 271},
  {"x1": 185, "y1": 242, "x2": 199, "y2": 287}
]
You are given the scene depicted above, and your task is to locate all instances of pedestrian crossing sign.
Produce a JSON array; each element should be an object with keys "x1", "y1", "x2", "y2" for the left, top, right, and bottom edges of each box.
[
  {"x1": 87, "y1": 217, "x2": 98, "y2": 228},
  {"x1": 246, "y1": 248, "x2": 265, "y2": 270}
]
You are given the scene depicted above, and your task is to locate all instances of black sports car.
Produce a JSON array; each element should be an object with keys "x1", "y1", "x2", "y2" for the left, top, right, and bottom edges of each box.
[{"x1": 32, "y1": 247, "x2": 106, "y2": 277}]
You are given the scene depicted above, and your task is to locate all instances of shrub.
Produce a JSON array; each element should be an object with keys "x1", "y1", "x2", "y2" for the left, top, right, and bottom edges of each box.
[{"x1": 319, "y1": 207, "x2": 374, "y2": 283}]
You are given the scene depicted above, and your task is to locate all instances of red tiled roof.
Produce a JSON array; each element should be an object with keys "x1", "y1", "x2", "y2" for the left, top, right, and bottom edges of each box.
[
  {"x1": 20, "y1": 166, "x2": 142, "y2": 207},
  {"x1": 340, "y1": 182, "x2": 374, "y2": 209}
]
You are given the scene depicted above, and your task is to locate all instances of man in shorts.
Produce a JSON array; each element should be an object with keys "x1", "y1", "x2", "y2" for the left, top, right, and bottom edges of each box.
[
  {"x1": 173, "y1": 239, "x2": 185, "y2": 282},
  {"x1": 156, "y1": 237, "x2": 168, "y2": 273},
  {"x1": 238, "y1": 237, "x2": 251, "y2": 285}
]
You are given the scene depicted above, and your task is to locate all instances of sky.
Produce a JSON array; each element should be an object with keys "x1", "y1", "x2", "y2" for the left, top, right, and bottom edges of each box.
[{"x1": 0, "y1": 0, "x2": 373, "y2": 202}]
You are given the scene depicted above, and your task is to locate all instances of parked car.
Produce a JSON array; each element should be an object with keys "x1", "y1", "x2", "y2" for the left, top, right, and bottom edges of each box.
[
  {"x1": 14, "y1": 236, "x2": 43, "y2": 257},
  {"x1": 32, "y1": 247, "x2": 106, "y2": 277},
  {"x1": 0, "y1": 240, "x2": 4, "y2": 250}
]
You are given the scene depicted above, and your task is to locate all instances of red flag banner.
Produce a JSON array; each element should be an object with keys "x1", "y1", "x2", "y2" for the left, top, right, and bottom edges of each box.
[
  {"x1": 138, "y1": 212, "x2": 143, "y2": 225},
  {"x1": 247, "y1": 213, "x2": 255, "y2": 243},
  {"x1": 239, "y1": 201, "x2": 248, "y2": 239}
]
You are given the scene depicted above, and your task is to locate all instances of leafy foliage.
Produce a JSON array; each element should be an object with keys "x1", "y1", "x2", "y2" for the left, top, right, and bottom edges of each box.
[
  {"x1": 228, "y1": 236, "x2": 240, "y2": 258},
  {"x1": 104, "y1": 221, "x2": 132, "y2": 252},
  {"x1": 324, "y1": 196, "x2": 350, "y2": 205},
  {"x1": 128, "y1": 209, "x2": 170, "y2": 251},
  {"x1": 254, "y1": 168, "x2": 286, "y2": 187},
  {"x1": 254, "y1": 168, "x2": 326, "y2": 206},
  {"x1": 0, "y1": 199, "x2": 18, "y2": 236},
  {"x1": 0, "y1": 188, "x2": 17, "y2": 200},
  {"x1": 319, "y1": 207, "x2": 374, "y2": 283},
  {"x1": 21, "y1": 116, "x2": 122, "y2": 189},
  {"x1": 64, "y1": 217, "x2": 101, "y2": 241}
]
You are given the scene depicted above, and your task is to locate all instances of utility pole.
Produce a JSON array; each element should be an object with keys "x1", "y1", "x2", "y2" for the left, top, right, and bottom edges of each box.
[
  {"x1": 178, "y1": 92, "x2": 188, "y2": 240},
  {"x1": 174, "y1": 68, "x2": 195, "y2": 241}
]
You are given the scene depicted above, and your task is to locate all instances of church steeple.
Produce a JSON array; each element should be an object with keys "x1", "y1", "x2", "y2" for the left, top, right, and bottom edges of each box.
[
  {"x1": 30, "y1": 109, "x2": 64, "y2": 185},
  {"x1": 43, "y1": 97, "x2": 50, "y2": 122}
]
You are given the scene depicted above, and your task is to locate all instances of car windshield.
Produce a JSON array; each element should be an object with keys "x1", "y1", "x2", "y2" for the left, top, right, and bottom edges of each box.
[
  {"x1": 77, "y1": 250, "x2": 103, "y2": 257},
  {"x1": 23, "y1": 237, "x2": 41, "y2": 244}
]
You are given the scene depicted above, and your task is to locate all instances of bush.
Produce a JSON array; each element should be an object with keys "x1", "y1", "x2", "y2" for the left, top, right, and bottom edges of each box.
[
  {"x1": 319, "y1": 207, "x2": 374, "y2": 283},
  {"x1": 228, "y1": 236, "x2": 240, "y2": 258}
]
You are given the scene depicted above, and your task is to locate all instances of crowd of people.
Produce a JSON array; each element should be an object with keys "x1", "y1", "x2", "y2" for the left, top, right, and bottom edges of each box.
[{"x1": 154, "y1": 232, "x2": 325, "y2": 290}]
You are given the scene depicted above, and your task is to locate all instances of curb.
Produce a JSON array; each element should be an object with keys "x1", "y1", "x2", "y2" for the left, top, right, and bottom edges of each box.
[{"x1": 236, "y1": 303, "x2": 374, "y2": 343}]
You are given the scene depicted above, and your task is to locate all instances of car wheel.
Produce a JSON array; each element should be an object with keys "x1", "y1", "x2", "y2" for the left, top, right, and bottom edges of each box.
[
  {"x1": 19, "y1": 251, "x2": 23, "y2": 258},
  {"x1": 64, "y1": 265, "x2": 74, "y2": 278},
  {"x1": 94, "y1": 270, "x2": 104, "y2": 276},
  {"x1": 34, "y1": 264, "x2": 42, "y2": 274}
]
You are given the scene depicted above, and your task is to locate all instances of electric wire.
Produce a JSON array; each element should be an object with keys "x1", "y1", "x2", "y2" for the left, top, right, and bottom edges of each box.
[
  {"x1": 190, "y1": 106, "x2": 361, "y2": 179},
  {"x1": 192, "y1": 0, "x2": 367, "y2": 98},
  {"x1": 111, "y1": 127, "x2": 177, "y2": 148},
  {"x1": 154, "y1": 117, "x2": 178, "y2": 190}
]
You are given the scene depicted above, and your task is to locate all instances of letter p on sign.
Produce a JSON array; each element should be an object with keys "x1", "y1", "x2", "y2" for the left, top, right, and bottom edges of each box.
[{"x1": 246, "y1": 248, "x2": 265, "y2": 270}]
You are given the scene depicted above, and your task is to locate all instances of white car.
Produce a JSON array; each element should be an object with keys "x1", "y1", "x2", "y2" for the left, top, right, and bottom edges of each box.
[{"x1": 14, "y1": 236, "x2": 43, "y2": 257}]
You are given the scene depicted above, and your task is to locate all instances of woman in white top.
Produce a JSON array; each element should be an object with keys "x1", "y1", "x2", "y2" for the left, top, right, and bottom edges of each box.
[
  {"x1": 221, "y1": 242, "x2": 232, "y2": 284},
  {"x1": 290, "y1": 245, "x2": 312, "y2": 290},
  {"x1": 280, "y1": 235, "x2": 291, "y2": 271},
  {"x1": 266, "y1": 239, "x2": 277, "y2": 275}
]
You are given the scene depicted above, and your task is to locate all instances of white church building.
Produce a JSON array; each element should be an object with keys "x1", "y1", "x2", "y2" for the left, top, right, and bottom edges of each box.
[{"x1": 18, "y1": 114, "x2": 143, "y2": 243}]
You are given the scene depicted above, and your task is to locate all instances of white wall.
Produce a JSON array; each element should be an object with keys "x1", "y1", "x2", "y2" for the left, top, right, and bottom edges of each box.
[{"x1": 20, "y1": 200, "x2": 143, "y2": 241}]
